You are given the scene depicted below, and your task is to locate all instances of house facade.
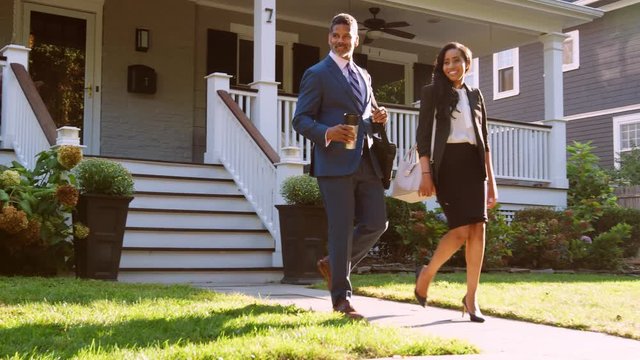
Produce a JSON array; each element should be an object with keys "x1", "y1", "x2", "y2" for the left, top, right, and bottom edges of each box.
[
  {"x1": 0, "y1": 0, "x2": 603, "y2": 283},
  {"x1": 474, "y1": 0, "x2": 640, "y2": 168}
]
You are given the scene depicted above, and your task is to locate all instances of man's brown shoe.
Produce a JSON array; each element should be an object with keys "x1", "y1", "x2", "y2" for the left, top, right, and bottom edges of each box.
[
  {"x1": 333, "y1": 299, "x2": 364, "y2": 320},
  {"x1": 317, "y1": 256, "x2": 331, "y2": 290}
]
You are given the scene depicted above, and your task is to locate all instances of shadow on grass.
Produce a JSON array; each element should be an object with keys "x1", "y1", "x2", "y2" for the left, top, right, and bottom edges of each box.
[{"x1": 0, "y1": 303, "x2": 353, "y2": 358}]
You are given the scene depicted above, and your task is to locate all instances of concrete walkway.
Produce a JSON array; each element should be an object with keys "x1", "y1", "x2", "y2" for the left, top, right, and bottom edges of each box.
[{"x1": 202, "y1": 283, "x2": 640, "y2": 360}]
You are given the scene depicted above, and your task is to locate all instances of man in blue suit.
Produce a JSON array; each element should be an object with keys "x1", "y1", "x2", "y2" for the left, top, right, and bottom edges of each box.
[{"x1": 293, "y1": 13, "x2": 388, "y2": 319}]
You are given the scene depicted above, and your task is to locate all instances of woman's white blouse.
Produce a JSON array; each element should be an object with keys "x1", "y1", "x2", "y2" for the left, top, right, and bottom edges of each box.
[{"x1": 447, "y1": 88, "x2": 477, "y2": 145}]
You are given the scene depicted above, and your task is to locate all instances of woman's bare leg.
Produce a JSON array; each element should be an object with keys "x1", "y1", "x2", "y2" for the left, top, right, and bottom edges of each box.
[
  {"x1": 464, "y1": 222, "x2": 486, "y2": 313},
  {"x1": 416, "y1": 225, "x2": 470, "y2": 298}
]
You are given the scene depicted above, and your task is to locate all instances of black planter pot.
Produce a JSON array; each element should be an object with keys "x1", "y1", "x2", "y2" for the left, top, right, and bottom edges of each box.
[
  {"x1": 73, "y1": 194, "x2": 133, "y2": 280},
  {"x1": 276, "y1": 204, "x2": 327, "y2": 285}
]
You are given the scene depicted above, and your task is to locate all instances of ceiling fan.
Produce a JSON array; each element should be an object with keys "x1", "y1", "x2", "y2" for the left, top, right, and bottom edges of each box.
[{"x1": 359, "y1": 7, "x2": 416, "y2": 44}]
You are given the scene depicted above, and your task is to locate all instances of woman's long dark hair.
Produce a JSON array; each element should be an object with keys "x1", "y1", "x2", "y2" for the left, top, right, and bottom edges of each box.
[{"x1": 432, "y1": 42, "x2": 472, "y2": 124}]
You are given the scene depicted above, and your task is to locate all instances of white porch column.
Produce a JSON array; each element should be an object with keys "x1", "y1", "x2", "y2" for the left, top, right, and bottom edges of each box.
[
  {"x1": 204, "y1": 72, "x2": 232, "y2": 164},
  {"x1": 272, "y1": 146, "x2": 305, "y2": 267},
  {"x1": 1, "y1": 45, "x2": 31, "y2": 149},
  {"x1": 250, "y1": 0, "x2": 279, "y2": 152},
  {"x1": 539, "y1": 33, "x2": 569, "y2": 192}
]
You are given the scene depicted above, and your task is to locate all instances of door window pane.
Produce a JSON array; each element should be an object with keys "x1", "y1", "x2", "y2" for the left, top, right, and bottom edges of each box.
[
  {"x1": 29, "y1": 11, "x2": 86, "y2": 130},
  {"x1": 367, "y1": 59, "x2": 404, "y2": 104}
]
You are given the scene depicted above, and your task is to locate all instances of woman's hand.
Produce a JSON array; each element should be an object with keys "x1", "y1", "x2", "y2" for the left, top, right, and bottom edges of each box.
[{"x1": 418, "y1": 173, "x2": 436, "y2": 197}]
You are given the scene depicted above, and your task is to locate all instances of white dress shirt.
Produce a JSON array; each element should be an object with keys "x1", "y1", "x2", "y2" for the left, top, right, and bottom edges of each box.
[{"x1": 447, "y1": 88, "x2": 477, "y2": 145}]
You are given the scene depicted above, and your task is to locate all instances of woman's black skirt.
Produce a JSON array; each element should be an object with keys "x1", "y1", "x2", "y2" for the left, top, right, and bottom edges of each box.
[{"x1": 436, "y1": 143, "x2": 487, "y2": 230}]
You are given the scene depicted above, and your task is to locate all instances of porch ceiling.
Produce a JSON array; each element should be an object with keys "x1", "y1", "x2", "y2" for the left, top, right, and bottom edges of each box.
[{"x1": 195, "y1": 0, "x2": 602, "y2": 56}]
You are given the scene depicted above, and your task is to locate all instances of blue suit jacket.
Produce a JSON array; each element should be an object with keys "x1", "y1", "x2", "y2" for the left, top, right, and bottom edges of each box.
[{"x1": 293, "y1": 56, "x2": 381, "y2": 177}]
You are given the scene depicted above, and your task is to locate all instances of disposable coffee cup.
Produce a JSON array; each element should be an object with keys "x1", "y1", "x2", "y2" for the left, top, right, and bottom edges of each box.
[{"x1": 344, "y1": 113, "x2": 359, "y2": 150}]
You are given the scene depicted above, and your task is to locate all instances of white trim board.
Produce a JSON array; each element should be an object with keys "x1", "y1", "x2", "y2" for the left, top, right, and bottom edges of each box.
[{"x1": 564, "y1": 103, "x2": 640, "y2": 121}]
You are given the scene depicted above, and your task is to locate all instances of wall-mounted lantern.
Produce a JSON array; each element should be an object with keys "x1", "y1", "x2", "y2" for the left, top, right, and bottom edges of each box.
[{"x1": 135, "y1": 28, "x2": 149, "y2": 52}]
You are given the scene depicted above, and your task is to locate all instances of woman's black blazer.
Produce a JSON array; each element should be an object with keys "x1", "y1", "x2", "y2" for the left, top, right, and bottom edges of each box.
[{"x1": 416, "y1": 84, "x2": 490, "y2": 186}]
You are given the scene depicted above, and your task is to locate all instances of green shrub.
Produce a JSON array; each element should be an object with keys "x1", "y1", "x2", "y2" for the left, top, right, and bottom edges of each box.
[
  {"x1": 566, "y1": 141, "x2": 617, "y2": 217},
  {"x1": 585, "y1": 223, "x2": 630, "y2": 270},
  {"x1": 484, "y1": 206, "x2": 513, "y2": 269},
  {"x1": 375, "y1": 197, "x2": 423, "y2": 261},
  {"x1": 75, "y1": 158, "x2": 135, "y2": 197},
  {"x1": 510, "y1": 208, "x2": 589, "y2": 269},
  {"x1": 280, "y1": 174, "x2": 322, "y2": 206},
  {"x1": 396, "y1": 207, "x2": 448, "y2": 265},
  {"x1": 609, "y1": 148, "x2": 640, "y2": 186},
  {"x1": 591, "y1": 206, "x2": 640, "y2": 257}
]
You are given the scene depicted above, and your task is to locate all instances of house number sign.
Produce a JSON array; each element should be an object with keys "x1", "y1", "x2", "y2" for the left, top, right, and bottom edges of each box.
[{"x1": 265, "y1": 8, "x2": 274, "y2": 23}]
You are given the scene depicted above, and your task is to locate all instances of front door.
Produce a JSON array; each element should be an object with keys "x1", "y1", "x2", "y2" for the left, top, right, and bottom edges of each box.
[{"x1": 22, "y1": 3, "x2": 98, "y2": 153}]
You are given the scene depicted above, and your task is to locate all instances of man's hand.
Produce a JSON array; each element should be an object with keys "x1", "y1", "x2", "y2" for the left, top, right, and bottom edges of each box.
[
  {"x1": 327, "y1": 124, "x2": 356, "y2": 143},
  {"x1": 372, "y1": 106, "x2": 388, "y2": 124}
]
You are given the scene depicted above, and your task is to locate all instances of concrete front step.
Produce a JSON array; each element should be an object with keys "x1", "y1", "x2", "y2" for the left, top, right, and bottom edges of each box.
[
  {"x1": 119, "y1": 249, "x2": 274, "y2": 268},
  {"x1": 123, "y1": 229, "x2": 273, "y2": 249},
  {"x1": 118, "y1": 268, "x2": 284, "y2": 284},
  {"x1": 131, "y1": 192, "x2": 254, "y2": 212},
  {"x1": 115, "y1": 158, "x2": 231, "y2": 179},
  {"x1": 126, "y1": 209, "x2": 266, "y2": 229},
  {"x1": 132, "y1": 175, "x2": 242, "y2": 195}
]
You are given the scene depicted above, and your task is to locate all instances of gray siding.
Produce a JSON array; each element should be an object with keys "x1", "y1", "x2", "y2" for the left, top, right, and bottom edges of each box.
[
  {"x1": 100, "y1": 0, "x2": 196, "y2": 162},
  {"x1": 567, "y1": 115, "x2": 615, "y2": 168},
  {"x1": 564, "y1": 5, "x2": 640, "y2": 116},
  {"x1": 479, "y1": 42, "x2": 545, "y2": 123}
]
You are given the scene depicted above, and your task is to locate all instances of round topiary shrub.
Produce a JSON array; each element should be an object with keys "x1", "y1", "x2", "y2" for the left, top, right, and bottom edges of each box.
[
  {"x1": 75, "y1": 158, "x2": 135, "y2": 197},
  {"x1": 280, "y1": 174, "x2": 322, "y2": 206}
]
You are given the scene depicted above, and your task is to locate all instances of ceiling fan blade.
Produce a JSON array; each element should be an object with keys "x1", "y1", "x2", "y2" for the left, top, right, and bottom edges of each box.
[
  {"x1": 383, "y1": 28, "x2": 415, "y2": 39},
  {"x1": 383, "y1": 21, "x2": 410, "y2": 28}
]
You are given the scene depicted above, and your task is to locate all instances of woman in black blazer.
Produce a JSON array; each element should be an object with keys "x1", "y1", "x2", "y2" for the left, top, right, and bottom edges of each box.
[{"x1": 413, "y1": 42, "x2": 498, "y2": 322}]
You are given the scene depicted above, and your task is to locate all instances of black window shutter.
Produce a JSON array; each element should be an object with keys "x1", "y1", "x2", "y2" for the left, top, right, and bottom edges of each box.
[
  {"x1": 292, "y1": 43, "x2": 319, "y2": 94},
  {"x1": 413, "y1": 62, "x2": 433, "y2": 102},
  {"x1": 207, "y1": 29, "x2": 237, "y2": 84},
  {"x1": 353, "y1": 53, "x2": 368, "y2": 70}
]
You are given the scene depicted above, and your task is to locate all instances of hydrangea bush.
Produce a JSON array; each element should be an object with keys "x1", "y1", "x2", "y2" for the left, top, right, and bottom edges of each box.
[{"x1": 0, "y1": 146, "x2": 86, "y2": 275}]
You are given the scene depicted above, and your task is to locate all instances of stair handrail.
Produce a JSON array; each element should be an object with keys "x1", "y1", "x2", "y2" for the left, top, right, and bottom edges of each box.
[
  {"x1": 1, "y1": 45, "x2": 56, "y2": 168},
  {"x1": 214, "y1": 89, "x2": 280, "y2": 241}
]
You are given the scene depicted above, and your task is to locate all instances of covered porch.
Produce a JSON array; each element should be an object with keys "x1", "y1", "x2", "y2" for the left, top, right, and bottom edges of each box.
[{"x1": 1, "y1": 1, "x2": 603, "y2": 263}]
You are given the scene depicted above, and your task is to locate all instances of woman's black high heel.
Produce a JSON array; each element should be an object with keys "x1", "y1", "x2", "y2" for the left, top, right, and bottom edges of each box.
[
  {"x1": 414, "y1": 267, "x2": 427, "y2": 307},
  {"x1": 462, "y1": 295, "x2": 485, "y2": 323}
]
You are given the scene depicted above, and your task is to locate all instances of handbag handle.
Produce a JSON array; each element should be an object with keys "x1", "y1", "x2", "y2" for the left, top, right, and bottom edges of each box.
[{"x1": 430, "y1": 112, "x2": 436, "y2": 164}]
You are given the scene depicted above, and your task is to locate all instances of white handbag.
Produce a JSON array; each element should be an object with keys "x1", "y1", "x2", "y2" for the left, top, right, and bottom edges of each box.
[{"x1": 390, "y1": 115, "x2": 436, "y2": 203}]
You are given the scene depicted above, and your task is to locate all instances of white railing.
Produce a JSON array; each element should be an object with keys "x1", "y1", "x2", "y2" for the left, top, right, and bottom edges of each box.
[
  {"x1": 213, "y1": 92, "x2": 278, "y2": 240},
  {"x1": 227, "y1": 90, "x2": 552, "y2": 184},
  {"x1": 0, "y1": 61, "x2": 50, "y2": 169},
  {"x1": 229, "y1": 88, "x2": 257, "y2": 121},
  {"x1": 489, "y1": 121, "x2": 551, "y2": 183}
]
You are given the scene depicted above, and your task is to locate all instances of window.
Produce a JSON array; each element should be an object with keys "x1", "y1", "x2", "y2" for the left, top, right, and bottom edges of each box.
[
  {"x1": 464, "y1": 58, "x2": 479, "y2": 89},
  {"x1": 493, "y1": 48, "x2": 519, "y2": 100},
  {"x1": 613, "y1": 113, "x2": 640, "y2": 167},
  {"x1": 563, "y1": 30, "x2": 580, "y2": 72},
  {"x1": 360, "y1": 46, "x2": 418, "y2": 105}
]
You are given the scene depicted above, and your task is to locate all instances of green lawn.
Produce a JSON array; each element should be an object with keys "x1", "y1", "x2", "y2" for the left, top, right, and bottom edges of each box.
[
  {"x1": 0, "y1": 277, "x2": 476, "y2": 359},
  {"x1": 342, "y1": 272, "x2": 640, "y2": 340}
]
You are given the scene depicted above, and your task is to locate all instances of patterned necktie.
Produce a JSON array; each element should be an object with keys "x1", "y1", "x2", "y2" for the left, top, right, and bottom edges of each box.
[{"x1": 347, "y1": 64, "x2": 364, "y2": 110}]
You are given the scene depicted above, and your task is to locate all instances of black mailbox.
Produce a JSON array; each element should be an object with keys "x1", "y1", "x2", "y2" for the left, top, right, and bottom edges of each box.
[{"x1": 127, "y1": 64, "x2": 156, "y2": 94}]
